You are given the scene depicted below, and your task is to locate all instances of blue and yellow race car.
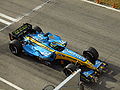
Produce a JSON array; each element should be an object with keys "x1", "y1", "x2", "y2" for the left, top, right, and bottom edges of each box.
[{"x1": 9, "y1": 23, "x2": 108, "y2": 83}]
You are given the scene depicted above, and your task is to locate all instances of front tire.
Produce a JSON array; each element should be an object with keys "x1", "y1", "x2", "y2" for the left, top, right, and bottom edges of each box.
[
  {"x1": 63, "y1": 64, "x2": 77, "y2": 76},
  {"x1": 83, "y1": 47, "x2": 99, "y2": 64}
]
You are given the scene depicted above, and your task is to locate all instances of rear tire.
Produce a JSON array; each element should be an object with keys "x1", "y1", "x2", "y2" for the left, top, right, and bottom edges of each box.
[
  {"x1": 83, "y1": 47, "x2": 99, "y2": 64},
  {"x1": 34, "y1": 26, "x2": 43, "y2": 33},
  {"x1": 9, "y1": 40, "x2": 22, "y2": 56}
]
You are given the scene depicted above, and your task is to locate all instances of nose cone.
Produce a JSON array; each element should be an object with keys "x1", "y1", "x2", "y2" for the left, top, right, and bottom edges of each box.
[
  {"x1": 62, "y1": 49, "x2": 87, "y2": 61},
  {"x1": 85, "y1": 60, "x2": 98, "y2": 71}
]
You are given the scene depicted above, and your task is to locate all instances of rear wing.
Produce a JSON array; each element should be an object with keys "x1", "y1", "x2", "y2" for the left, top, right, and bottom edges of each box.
[{"x1": 9, "y1": 23, "x2": 32, "y2": 40}]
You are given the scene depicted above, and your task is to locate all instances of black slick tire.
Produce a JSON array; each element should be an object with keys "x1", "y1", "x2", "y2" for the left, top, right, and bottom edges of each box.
[
  {"x1": 83, "y1": 47, "x2": 99, "y2": 64},
  {"x1": 63, "y1": 64, "x2": 77, "y2": 76},
  {"x1": 34, "y1": 26, "x2": 43, "y2": 33},
  {"x1": 9, "y1": 40, "x2": 22, "y2": 56}
]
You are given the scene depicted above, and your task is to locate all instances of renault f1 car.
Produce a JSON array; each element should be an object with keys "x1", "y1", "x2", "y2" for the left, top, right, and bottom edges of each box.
[{"x1": 9, "y1": 23, "x2": 108, "y2": 83}]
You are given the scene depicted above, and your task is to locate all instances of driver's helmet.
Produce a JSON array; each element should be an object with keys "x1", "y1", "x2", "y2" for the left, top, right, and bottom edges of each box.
[{"x1": 50, "y1": 42, "x2": 57, "y2": 48}]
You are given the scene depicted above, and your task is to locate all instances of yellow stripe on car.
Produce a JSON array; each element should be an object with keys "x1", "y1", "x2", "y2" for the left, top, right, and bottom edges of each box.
[
  {"x1": 26, "y1": 36, "x2": 98, "y2": 71},
  {"x1": 55, "y1": 52, "x2": 98, "y2": 71},
  {"x1": 26, "y1": 36, "x2": 54, "y2": 52}
]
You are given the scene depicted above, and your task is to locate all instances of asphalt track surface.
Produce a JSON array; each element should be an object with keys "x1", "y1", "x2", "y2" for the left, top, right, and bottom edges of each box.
[{"x1": 0, "y1": 0, "x2": 120, "y2": 90}]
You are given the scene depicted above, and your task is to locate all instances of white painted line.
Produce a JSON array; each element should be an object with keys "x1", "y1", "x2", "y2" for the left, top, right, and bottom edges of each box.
[
  {"x1": 81, "y1": 0, "x2": 120, "y2": 13},
  {"x1": 0, "y1": 0, "x2": 51, "y2": 32},
  {"x1": 15, "y1": 0, "x2": 51, "y2": 22},
  {"x1": 0, "y1": 13, "x2": 17, "y2": 22},
  {"x1": 54, "y1": 69, "x2": 81, "y2": 90},
  {"x1": 0, "y1": 18, "x2": 12, "y2": 25},
  {"x1": 33, "y1": 0, "x2": 50, "y2": 11},
  {"x1": 0, "y1": 77, "x2": 24, "y2": 90}
]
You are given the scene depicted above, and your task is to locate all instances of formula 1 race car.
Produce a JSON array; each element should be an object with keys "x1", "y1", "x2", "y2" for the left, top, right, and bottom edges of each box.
[{"x1": 9, "y1": 23, "x2": 108, "y2": 83}]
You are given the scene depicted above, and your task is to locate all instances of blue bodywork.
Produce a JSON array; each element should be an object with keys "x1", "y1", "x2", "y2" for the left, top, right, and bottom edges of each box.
[
  {"x1": 9, "y1": 23, "x2": 108, "y2": 82},
  {"x1": 22, "y1": 32, "x2": 87, "y2": 61},
  {"x1": 22, "y1": 32, "x2": 106, "y2": 77},
  {"x1": 23, "y1": 32, "x2": 65, "y2": 61}
]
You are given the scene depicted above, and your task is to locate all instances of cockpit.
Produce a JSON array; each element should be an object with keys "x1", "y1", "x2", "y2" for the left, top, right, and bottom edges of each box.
[{"x1": 49, "y1": 41, "x2": 65, "y2": 51}]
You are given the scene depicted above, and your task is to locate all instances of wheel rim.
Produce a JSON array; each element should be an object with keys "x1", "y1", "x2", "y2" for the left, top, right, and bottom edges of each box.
[{"x1": 10, "y1": 45, "x2": 18, "y2": 54}]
